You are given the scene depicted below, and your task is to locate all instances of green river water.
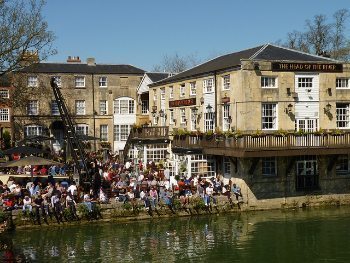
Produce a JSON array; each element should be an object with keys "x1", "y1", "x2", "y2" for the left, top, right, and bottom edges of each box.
[{"x1": 2, "y1": 206, "x2": 350, "y2": 262}]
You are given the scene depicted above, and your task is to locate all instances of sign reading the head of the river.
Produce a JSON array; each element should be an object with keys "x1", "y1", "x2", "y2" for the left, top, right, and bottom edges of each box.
[{"x1": 272, "y1": 62, "x2": 343, "y2": 72}]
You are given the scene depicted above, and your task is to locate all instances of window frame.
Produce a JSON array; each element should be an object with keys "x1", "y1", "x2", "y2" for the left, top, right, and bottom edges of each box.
[
  {"x1": 190, "y1": 82, "x2": 196, "y2": 96},
  {"x1": 113, "y1": 98, "x2": 135, "y2": 114},
  {"x1": 222, "y1": 75, "x2": 231, "y2": 90},
  {"x1": 336, "y1": 78, "x2": 350, "y2": 89},
  {"x1": 180, "y1": 84, "x2": 185, "y2": 97},
  {"x1": 0, "y1": 90, "x2": 9, "y2": 99},
  {"x1": 169, "y1": 86, "x2": 174, "y2": 99},
  {"x1": 75, "y1": 76, "x2": 85, "y2": 88},
  {"x1": 261, "y1": 76, "x2": 277, "y2": 88},
  {"x1": 262, "y1": 103, "x2": 277, "y2": 130},
  {"x1": 51, "y1": 100, "x2": 59, "y2": 116},
  {"x1": 24, "y1": 125, "x2": 43, "y2": 137},
  {"x1": 27, "y1": 76, "x2": 38, "y2": 88},
  {"x1": 0, "y1": 108, "x2": 9, "y2": 122},
  {"x1": 75, "y1": 100, "x2": 86, "y2": 115},
  {"x1": 27, "y1": 100, "x2": 38, "y2": 115},
  {"x1": 336, "y1": 103, "x2": 350, "y2": 128},
  {"x1": 180, "y1": 108, "x2": 186, "y2": 124},
  {"x1": 75, "y1": 124, "x2": 89, "y2": 136},
  {"x1": 100, "y1": 125, "x2": 108, "y2": 141},
  {"x1": 100, "y1": 100, "x2": 108, "y2": 115},
  {"x1": 203, "y1": 78, "x2": 214, "y2": 93},
  {"x1": 262, "y1": 157, "x2": 277, "y2": 176},
  {"x1": 99, "y1": 76, "x2": 108, "y2": 88}
]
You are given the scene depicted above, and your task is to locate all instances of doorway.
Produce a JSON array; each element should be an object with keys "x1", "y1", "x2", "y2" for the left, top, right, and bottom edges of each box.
[{"x1": 296, "y1": 156, "x2": 319, "y2": 191}]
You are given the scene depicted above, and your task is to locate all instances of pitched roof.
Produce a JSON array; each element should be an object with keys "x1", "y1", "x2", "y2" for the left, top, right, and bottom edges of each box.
[
  {"x1": 146, "y1": 72, "x2": 172, "y2": 82},
  {"x1": 21, "y1": 63, "x2": 145, "y2": 75},
  {"x1": 150, "y1": 44, "x2": 339, "y2": 87}
]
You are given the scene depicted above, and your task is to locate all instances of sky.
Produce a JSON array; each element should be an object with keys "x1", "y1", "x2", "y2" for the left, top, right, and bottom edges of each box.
[{"x1": 42, "y1": 0, "x2": 349, "y2": 71}]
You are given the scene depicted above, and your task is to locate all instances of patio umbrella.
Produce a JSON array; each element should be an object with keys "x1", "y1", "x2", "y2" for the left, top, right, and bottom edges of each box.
[
  {"x1": 3, "y1": 146, "x2": 49, "y2": 155},
  {"x1": 1, "y1": 156, "x2": 61, "y2": 167},
  {"x1": 17, "y1": 135, "x2": 56, "y2": 145}
]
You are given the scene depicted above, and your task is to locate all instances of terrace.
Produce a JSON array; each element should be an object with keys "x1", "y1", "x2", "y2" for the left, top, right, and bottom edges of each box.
[{"x1": 172, "y1": 131, "x2": 350, "y2": 157}]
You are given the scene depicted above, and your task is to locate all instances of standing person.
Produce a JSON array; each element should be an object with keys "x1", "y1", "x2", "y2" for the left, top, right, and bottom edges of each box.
[
  {"x1": 67, "y1": 181, "x2": 78, "y2": 201},
  {"x1": 232, "y1": 183, "x2": 243, "y2": 209},
  {"x1": 66, "y1": 193, "x2": 78, "y2": 220}
]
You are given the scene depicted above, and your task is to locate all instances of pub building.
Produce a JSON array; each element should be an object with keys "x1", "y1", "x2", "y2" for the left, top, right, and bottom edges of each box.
[{"x1": 127, "y1": 43, "x2": 350, "y2": 204}]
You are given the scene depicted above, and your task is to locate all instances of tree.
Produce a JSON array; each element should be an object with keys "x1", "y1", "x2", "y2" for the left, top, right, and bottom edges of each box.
[
  {"x1": 283, "y1": 9, "x2": 350, "y2": 61},
  {"x1": 0, "y1": 0, "x2": 56, "y2": 76},
  {"x1": 152, "y1": 52, "x2": 202, "y2": 73}
]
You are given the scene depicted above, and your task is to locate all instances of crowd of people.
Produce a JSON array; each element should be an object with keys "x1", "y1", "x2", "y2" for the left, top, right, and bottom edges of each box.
[{"x1": 0, "y1": 153, "x2": 243, "y2": 224}]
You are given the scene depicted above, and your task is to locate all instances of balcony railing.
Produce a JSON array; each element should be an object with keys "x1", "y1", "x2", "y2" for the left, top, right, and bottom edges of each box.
[
  {"x1": 172, "y1": 132, "x2": 350, "y2": 157},
  {"x1": 123, "y1": 126, "x2": 170, "y2": 160},
  {"x1": 130, "y1": 126, "x2": 169, "y2": 140}
]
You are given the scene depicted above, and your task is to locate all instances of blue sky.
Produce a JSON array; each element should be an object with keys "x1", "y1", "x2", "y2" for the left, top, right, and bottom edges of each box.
[{"x1": 43, "y1": 0, "x2": 349, "y2": 71}]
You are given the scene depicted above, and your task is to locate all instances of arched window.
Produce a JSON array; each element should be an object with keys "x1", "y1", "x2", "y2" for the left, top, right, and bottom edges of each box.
[
  {"x1": 113, "y1": 97, "x2": 135, "y2": 115},
  {"x1": 24, "y1": 125, "x2": 43, "y2": 137}
]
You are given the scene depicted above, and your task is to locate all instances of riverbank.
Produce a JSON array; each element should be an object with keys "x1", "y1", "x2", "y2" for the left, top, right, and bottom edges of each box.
[{"x1": 3, "y1": 192, "x2": 350, "y2": 231}]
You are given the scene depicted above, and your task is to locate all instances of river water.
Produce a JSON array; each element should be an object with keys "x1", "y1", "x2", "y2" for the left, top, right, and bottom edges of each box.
[{"x1": 3, "y1": 206, "x2": 350, "y2": 262}]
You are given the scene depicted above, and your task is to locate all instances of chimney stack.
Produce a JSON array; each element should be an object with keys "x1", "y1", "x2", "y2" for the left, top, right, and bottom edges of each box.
[
  {"x1": 67, "y1": 56, "x2": 81, "y2": 63},
  {"x1": 87, "y1": 57, "x2": 96, "y2": 66}
]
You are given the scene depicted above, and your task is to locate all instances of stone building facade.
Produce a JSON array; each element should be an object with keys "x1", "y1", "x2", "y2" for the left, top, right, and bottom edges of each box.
[
  {"x1": 13, "y1": 57, "x2": 144, "y2": 155},
  {"x1": 145, "y1": 44, "x2": 350, "y2": 199}
]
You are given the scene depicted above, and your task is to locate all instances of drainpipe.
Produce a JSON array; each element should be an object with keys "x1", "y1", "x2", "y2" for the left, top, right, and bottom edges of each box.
[{"x1": 92, "y1": 74, "x2": 96, "y2": 151}]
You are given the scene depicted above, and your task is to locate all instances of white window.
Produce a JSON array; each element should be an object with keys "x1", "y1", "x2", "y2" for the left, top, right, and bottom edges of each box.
[
  {"x1": 99, "y1": 76, "x2": 107, "y2": 87},
  {"x1": 298, "y1": 77, "x2": 313, "y2": 88},
  {"x1": 100, "y1": 125, "x2": 108, "y2": 141},
  {"x1": 114, "y1": 124, "x2": 131, "y2": 141},
  {"x1": 0, "y1": 109, "x2": 9, "y2": 122},
  {"x1": 222, "y1": 75, "x2": 230, "y2": 90},
  {"x1": 261, "y1": 76, "x2": 277, "y2": 88},
  {"x1": 146, "y1": 144, "x2": 168, "y2": 163},
  {"x1": 113, "y1": 98, "x2": 135, "y2": 114},
  {"x1": 24, "y1": 125, "x2": 42, "y2": 137},
  {"x1": 52, "y1": 76, "x2": 62, "y2": 87},
  {"x1": 27, "y1": 76, "x2": 38, "y2": 87},
  {"x1": 180, "y1": 108, "x2": 186, "y2": 124},
  {"x1": 180, "y1": 84, "x2": 185, "y2": 97},
  {"x1": 160, "y1": 88, "x2": 165, "y2": 100},
  {"x1": 169, "y1": 109, "x2": 174, "y2": 124},
  {"x1": 190, "y1": 154, "x2": 216, "y2": 178},
  {"x1": 262, "y1": 157, "x2": 277, "y2": 176},
  {"x1": 51, "y1": 100, "x2": 59, "y2": 115},
  {"x1": 203, "y1": 78, "x2": 214, "y2": 93},
  {"x1": 153, "y1": 90, "x2": 158, "y2": 101},
  {"x1": 336, "y1": 103, "x2": 350, "y2": 128},
  {"x1": 190, "y1": 82, "x2": 196, "y2": 96},
  {"x1": 336, "y1": 78, "x2": 349, "y2": 89},
  {"x1": 153, "y1": 115, "x2": 158, "y2": 125},
  {"x1": 204, "y1": 113, "x2": 214, "y2": 132},
  {"x1": 27, "y1": 100, "x2": 38, "y2": 115},
  {"x1": 262, "y1": 103, "x2": 277, "y2": 130},
  {"x1": 0, "y1": 90, "x2": 9, "y2": 98},
  {"x1": 75, "y1": 124, "x2": 89, "y2": 135},
  {"x1": 141, "y1": 100, "x2": 149, "y2": 114},
  {"x1": 190, "y1": 107, "x2": 197, "y2": 130},
  {"x1": 223, "y1": 104, "x2": 231, "y2": 131},
  {"x1": 169, "y1": 86, "x2": 174, "y2": 99},
  {"x1": 75, "y1": 100, "x2": 86, "y2": 115},
  {"x1": 75, "y1": 76, "x2": 85, "y2": 88},
  {"x1": 100, "y1": 100, "x2": 107, "y2": 115}
]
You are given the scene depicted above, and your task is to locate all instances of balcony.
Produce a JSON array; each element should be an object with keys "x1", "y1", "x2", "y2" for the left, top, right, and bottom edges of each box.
[
  {"x1": 172, "y1": 132, "x2": 350, "y2": 157},
  {"x1": 123, "y1": 126, "x2": 170, "y2": 160}
]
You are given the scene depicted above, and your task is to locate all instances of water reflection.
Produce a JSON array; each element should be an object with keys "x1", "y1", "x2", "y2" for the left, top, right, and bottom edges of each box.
[{"x1": 7, "y1": 207, "x2": 350, "y2": 262}]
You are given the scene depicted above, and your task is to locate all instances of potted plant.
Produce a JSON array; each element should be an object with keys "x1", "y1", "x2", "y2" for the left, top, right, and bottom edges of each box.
[
  {"x1": 314, "y1": 128, "x2": 326, "y2": 136},
  {"x1": 274, "y1": 129, "x2": 288, "y2": 137},
  {"x1": 205, "y1": 130, "x2": 214, "y2": 140},
  {"x1": 331, "y1": 129, "x2": 344, "y2": 136},
  {"x1": 252, "y1": 129, "x2": 265, "y2": 138},
  {"x1": 234, "y1": 129, "x2": 243, "y2": 138}
]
